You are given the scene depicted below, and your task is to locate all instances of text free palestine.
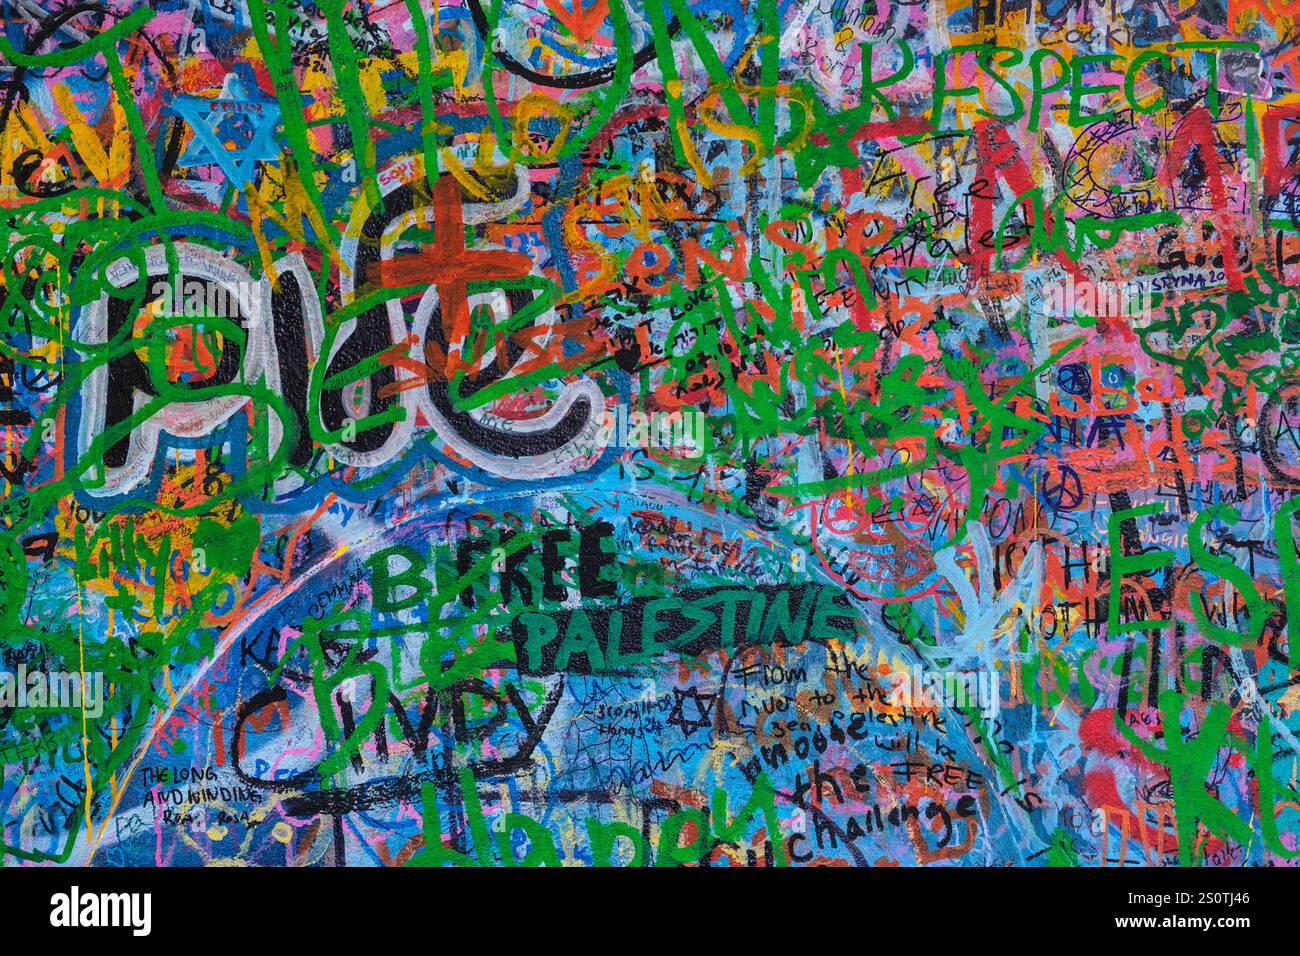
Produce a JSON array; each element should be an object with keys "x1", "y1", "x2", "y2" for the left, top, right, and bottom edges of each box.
[{"x1": 511, "y1": 584, "x2": 859, "y2": 676}]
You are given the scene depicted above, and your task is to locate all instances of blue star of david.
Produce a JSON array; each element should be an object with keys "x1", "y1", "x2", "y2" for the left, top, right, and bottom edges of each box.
[{"x1": 172, "y1": 74, "x2": 282, "y2": 188}]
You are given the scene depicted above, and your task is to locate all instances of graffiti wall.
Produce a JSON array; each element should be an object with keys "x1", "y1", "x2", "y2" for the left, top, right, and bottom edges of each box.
[{"x1": 1, "y1": 0, "x2": 1299, "y2": 869}]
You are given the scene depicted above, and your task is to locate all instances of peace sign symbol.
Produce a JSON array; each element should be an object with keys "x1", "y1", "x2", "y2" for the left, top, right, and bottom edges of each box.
[
  {"x1": 1056, "y1": 363, "x2": 1092, "y2": 397},
  {"x1": 1040, "y1": 463, "x2": 1084, "y2": 511}
]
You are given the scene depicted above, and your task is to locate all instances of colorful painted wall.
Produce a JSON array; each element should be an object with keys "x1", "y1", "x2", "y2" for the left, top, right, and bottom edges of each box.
[{"x1": 1, "y1": 0, "x2": 1298, "y2": 867}]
